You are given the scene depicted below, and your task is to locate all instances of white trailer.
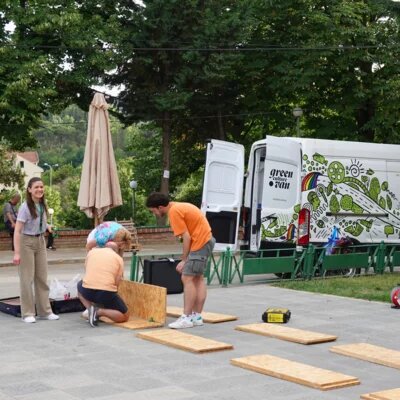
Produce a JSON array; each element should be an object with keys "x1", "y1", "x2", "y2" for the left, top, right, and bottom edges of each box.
[{"x1": 201, "y1": 136, "x2": 400, "y2": 252}]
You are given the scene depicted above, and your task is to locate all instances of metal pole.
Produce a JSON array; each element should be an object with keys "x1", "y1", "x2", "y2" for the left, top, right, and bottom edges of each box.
[
  {"x1": 132, "y1": 189, "x2": 135, "y2": 221},
  {"x1": 296, "y1": 116, "x2": 300, "y2": 138},
  {"x1": 49, "y1": 166, "x2": 52, "y2": 190},
  {"x1": 133, "y1": 189, "x2": 136, "y2": 221}
]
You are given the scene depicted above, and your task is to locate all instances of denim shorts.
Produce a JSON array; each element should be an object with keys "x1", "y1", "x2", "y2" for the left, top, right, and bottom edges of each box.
[
  {"x1": 77, "y1": 280, "x2": 128, "y2": 313},
  {"x1": 183, "y1": 237, "x2": 216, "y2": 276}
]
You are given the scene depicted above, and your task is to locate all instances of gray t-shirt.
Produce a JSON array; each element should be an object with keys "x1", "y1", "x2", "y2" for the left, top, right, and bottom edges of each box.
[
  {"x1": 17, "y1": 202, "x2": 47, "y2": 235},
  {"x1": 3, "y1": 202, "x2": 18, "y2": 223}
]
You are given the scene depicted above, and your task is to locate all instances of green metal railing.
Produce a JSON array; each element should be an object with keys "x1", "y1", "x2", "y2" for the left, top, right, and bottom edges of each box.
[{"x1": 129, "y1": 241, "x2": 400, "y2": 287}]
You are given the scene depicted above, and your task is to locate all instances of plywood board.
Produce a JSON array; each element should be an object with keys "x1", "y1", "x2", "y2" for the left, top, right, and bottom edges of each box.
[
  {"x1": 167, "y1": 306, "x2": 237, "y2": 323},
  {"x1": 330, "y1": 343, "x2": 400, "y2": 370},
  {"x1": 360, "y1": 388, "x2": 400, "y2": 400},
  {"x1": 231, "y1": 354, "x2": 360, "y2": 391},
  {"x1": 102, "y1": 280, "x2": 166, "y2": 330},
  {"x1": 235, "y1": 323, "x2": 337, "y2": 345},
  {"x1": 101, "y1": 315, "x2": 163, "y2": 330},
  {"x1": 137, "y1": 329, "x2": 234, "y2": 353}
]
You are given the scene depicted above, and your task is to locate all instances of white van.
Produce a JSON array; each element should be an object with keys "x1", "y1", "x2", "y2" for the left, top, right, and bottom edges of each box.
[{"x1": 201, "y1": 136, "x2": 400, "y2": 252}]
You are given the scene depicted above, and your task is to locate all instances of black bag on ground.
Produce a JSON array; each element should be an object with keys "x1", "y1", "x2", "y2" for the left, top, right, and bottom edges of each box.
[
  {"x1": 143, "y1": 258, "x2": 183, "y2": 294},
  {"x1": 0, "y1": 297, "x2": 85, "y2": 317}
]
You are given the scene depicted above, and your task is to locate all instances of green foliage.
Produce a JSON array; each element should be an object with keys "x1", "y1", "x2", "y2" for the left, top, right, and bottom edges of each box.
[
  {"x1": 45, "y1": 187, "x2": 63, "y2": 228},
  {"x1": 59, "y1": 177, "x2": 93, "y2": 230},
  {"x1": 4, "y1": 0, "x2": 400, "y2": 227},
  {"x1": 0, "y1": 140, "x2": 25, "y2": 190},
  {"x1": 174, "y1": 167, "x2": 204, "y2": 207},
  {"x1": 248, "y1": 0, "x2": 400, "y2": 142},
  {"x1": 125, "y1": 124, "x2": 163, "y2": 195}
]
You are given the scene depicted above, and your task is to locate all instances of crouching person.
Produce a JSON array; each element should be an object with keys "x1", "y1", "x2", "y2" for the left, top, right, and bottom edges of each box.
[{"x1": 77, "y1": 245, "x2": 129, "y2": 327}]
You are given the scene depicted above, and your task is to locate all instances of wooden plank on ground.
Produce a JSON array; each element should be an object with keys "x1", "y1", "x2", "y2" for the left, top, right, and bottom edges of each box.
[
  {"x1": 101, "y1": 315, "x2": 163, "y2": 329},
  {"x1": 167, "y1": 306, "x2": 237, "y2": 323},
  {"x1": 330, "y1": 343, "x2": 400, "y2": 370},
  {"x1": 360, "y1": 388, "x2": 400, "y2": 400},
  {"x1": 231, "y1": 354, "x2": 360, "y2": 391},
  {"x1": 235, "y1": 323, "x2": 337, "y2": 345},
  {"x1": 102, "y1": 280, "x2": 166, "y2": 330},
  {"x1": 137, "y1": 329, "x2": 234, "y2": 353}
]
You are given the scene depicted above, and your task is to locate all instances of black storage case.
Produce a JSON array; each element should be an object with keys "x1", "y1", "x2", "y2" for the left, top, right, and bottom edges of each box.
[
  {"x1": 143, "y1": 259, "x2": 183, "y2": 294},
  {"x1": 0, "y1": 297, "x2": 85, "y2": 318}
]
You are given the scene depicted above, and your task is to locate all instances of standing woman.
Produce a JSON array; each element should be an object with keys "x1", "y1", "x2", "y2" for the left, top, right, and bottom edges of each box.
[{"x1": 13, "y1": 177, "x2": 60, "y2": 323}]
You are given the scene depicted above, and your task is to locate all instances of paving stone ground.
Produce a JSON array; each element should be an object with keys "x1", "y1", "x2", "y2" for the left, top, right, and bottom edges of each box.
[{"x1": 0, "y1": 246, "x2": 399, "y2": 400}]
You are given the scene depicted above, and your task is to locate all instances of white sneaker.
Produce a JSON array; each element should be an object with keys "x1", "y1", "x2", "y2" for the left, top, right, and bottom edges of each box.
[
  {"x1": 81, "y1": 309, "x2": 89, "y2": 320},
  {"x1": 45, "y1": 313, "x2": 60, "y2": 320},
  {"x1": 191, "y1": 312, "x2": 204, "y2": 326},
  {"x1": 23, "y1": 316, "x2": 36, "y2": 323},
  {"x1": 168, "y1": 315, "x2": 193, "y2": 329}
]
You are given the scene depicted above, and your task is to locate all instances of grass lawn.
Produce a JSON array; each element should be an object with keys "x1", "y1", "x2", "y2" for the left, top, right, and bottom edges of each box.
[{"x1": 271, "y1": 273, "x2": 400, "y2": 303}]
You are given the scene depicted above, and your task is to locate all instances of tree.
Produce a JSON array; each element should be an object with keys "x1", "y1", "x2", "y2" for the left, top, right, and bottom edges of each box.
[
  {"x1": 0, "y1": 140, "x2": 25, "y2": 189},
  {"x1": 1, "y1": 1, "x2": 122, "y2": 148},
  {"x1": 246, "y1": 0, "x2": 400, "y2": 142},
  {"x1": 107, "y1": 0, "x2": 252, "y2": 194}
]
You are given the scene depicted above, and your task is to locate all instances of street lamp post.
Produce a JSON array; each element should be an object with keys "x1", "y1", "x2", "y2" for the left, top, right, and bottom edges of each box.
[
  {"x1": 43, "y1": 163, "x2": 59, "y2": 190},
  {"x1": 48, "y1": 208, "x2": 54, "y2": 226},
  {"x1": 292, "y1": 107, "x2": 303, "y2": 138},
  {"x1": 129, "y1": 180, "x2": 138, "y2": 221}
]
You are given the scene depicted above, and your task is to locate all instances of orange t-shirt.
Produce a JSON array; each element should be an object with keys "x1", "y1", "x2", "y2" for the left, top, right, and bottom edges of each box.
[
  {"x1": 168, "y1": 202, "x2": 212, "y2": 251},
  {"x1": 83, "y1": 248, "x2": 124, "y2": 292}
]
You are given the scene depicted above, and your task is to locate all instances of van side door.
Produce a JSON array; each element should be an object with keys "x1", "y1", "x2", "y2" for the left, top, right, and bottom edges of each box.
[
  {"x1": 201, "y1": 139, "x2": 244, "y2": 251},
  {"x1": 252, "y1": 136, "x2": 302, "y2": 250}
]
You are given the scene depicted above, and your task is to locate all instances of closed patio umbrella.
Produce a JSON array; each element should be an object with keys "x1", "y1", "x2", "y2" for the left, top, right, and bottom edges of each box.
[{"x1": 77, "y1": 93, "x2": 122, "y2": 225}]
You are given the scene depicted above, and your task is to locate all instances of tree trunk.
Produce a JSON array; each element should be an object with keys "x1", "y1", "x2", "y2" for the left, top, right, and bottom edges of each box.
[
  {"x1": 356, "y1": 61, "x2": 375, "y2": 142},
  {"x1": 160, "y1": 111, "x2": 171, "y2": 195},
  {"x1": 217, "y1": 109, "x2": 225, "y2": 140},
  {"x1": 356, "y1": 100, "x2": 375, "y2": 142},
  {"x1": 157, "y1": 111, "x2": 171, "y2": 226}
]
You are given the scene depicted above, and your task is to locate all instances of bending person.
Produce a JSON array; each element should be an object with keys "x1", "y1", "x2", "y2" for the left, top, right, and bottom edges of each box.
[
  {"x1": 86, "y1": 221, "x2": 131, "y2": 256},
  {"x1": 77, "y1": 245, "x2": 129, "y2": 327},
  {"x1": 146, "y1": 192, "x2": 215, "y2": 329}
]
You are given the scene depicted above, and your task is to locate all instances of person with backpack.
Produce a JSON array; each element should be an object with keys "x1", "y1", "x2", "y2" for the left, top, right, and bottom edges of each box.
[{"x1": 3, "y1": 193, "x2": 21, "y2": 251}]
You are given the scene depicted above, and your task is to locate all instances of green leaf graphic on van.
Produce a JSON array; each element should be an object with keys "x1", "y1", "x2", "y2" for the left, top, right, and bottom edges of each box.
[
  {"x1": 387, "y1": 195, "x2": 392, "y2": 210},
  {"x1": 263, "y1": 226, "x2": 287, "y2": 238},
  {"x1": 307, "y1": 192, "x2": 320, "y2": 211},
  {"x1": 340, "y1": 195, "x2": 353, "y2": 211},
  {"x1": 329, "y1": 195, "x2": 340, "y2": 214},
  {"x1": 384, "y1": 225, "x2": 394, "y2": 237},
  {"x1": 327, "y1": 183, "x2": 333, "y2": 196},
  {"x1": 360, "y1": 219, "x2": 372, "y2": 232},
  {"x1": 344, "y1": 223, "x2": 364, "y2": 236},
  {"x1": 327, "y1": 161, "x2": 345, "y2": 184},
  {"x1": 313, "y1": 153, "x2": 328, "y2": 165},
  {"x1": 351, "y1": 203, "x2": 364, "y2": 214},
  {"x1": 369, "y1": 177, "x2": 381, "y2": 201}
]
